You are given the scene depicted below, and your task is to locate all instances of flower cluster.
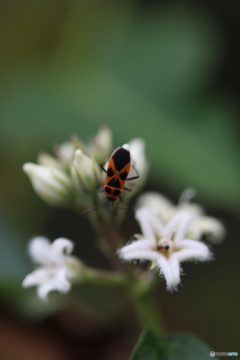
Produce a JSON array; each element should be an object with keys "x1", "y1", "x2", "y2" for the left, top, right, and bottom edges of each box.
[{"x1": 23, "y1": 128, "x2": 149, "y2": 212}]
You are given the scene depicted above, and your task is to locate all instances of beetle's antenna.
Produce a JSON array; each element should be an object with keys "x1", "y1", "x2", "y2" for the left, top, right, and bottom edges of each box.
[
  {"x1": 83, "y1": 201, "x2": 108, "y2": 214},
  {"x1": 112, "y1": 202, "x2": 128, "y2": 210}
]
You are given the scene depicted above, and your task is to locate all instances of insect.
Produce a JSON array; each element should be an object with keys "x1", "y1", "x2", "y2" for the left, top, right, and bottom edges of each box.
[{"x1": 83, "y1": 146, "x2": 139, "y2": 213}]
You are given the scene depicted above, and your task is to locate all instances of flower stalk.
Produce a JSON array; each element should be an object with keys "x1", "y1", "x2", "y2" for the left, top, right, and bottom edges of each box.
[
  {"x1": 127, "y1": 278, "x2": 165, "y2": 336},
  {"x1": 94, "y1": 222, "x2": 166, "y2": 335},
  {"x1": 83, "y1": 268, "x2": 126, "y2": 287}
]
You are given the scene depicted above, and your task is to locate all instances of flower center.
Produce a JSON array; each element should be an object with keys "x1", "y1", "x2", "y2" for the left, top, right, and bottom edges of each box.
[{"x1": 156, "y1": 237, "x2": 172, "y2": 255}]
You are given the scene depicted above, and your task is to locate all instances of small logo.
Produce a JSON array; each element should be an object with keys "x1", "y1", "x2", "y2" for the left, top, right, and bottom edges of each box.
[{"x1": 210, "y1": 352, "x2": 238, "y2": 357}]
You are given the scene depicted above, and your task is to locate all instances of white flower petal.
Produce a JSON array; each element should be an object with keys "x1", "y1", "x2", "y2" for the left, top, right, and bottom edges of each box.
[
  {"x1": 26, "y1": 267, "x2": 72, "y2": 301},
  {"x1": 28, "y1": 237, "x2": 53, "y2": 265},
  {"x1": 177, "y1": 203, "x2": 203, "y2": 217},
  {"x1": 22, "y1": 268, "x2": 49, "y2": 287},
  {"x1": 136, "y1": 208, "x2": 164, "y2": 244},
  {"x1": 135, "y1": 208, "x2": 155, "y2": 243},
  {"x1": 177, "y1": 238, "x2": 210, "y2": 251},
  {"x1": 168, "y1": 255, "x2": 181, "y2": 284},
  {"x1": 51, "y1": 238, "x2": 74, "y2": 261},
  {"x1": 119, "y1": 239, "x2": 154, "y2": 256},
  {"x1": 55, "y1": 268, "x2": 72, "y2": 293},
  {"x1": 174, "y1": 247, "x2": 211, "y2": 262},
  {"x1": 189, "y1": 216, "x2": 225, "y2": 244},
  {"x1": 120, "y1": 250, "x2": 159, "y2": 262},
  {"x1": 164, "y1": 210, "x2": 194, "y2": 242},
  {"x1": 37, "y1": 280, "x2": 58, "y2": 301},
  {"x1": 136, "y1": 192, "x2": 174, "y2": 223},
  {"x1": 174, "y1": 212, "x2": 196, "y2": 243},
  {"x1": 157, "y1": 255, "x2": 180, "y2": 290},
  {"x1": 177, "y1": 188, "x2": 203, "y2": 216}
]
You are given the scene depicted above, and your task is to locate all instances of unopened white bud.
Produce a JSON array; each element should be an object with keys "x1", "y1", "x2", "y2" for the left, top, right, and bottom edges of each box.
[
  {"x1": 72, "y1": 150, "x2": 101, "y2": 193},
  {"x1": 88, "y1": 127, "x2": 113, "y2": 163},
  {"x1": 56, "y1": 141, "x2": 75, "y2": 162},
  {"x1": 23, "y1": 163, "x2": 71, "y2": 206},
  {"x1": 123, "y1": 138, "x2": 149, "y2": 195},
  {"x1": 128, "y1": 138, "x2": 148, "y2": 179},
  {"x1": 37, "y1": 153, "x2": 60, "y2": 168}
]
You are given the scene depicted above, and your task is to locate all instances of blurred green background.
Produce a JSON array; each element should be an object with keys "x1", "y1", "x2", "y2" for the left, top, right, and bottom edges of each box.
[{"x1": 0, "y1": 1, "x2": 239, "y2": 359}]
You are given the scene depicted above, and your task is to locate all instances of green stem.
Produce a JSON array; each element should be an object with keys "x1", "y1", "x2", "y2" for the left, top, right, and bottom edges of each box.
[
  {"x1": 84, "y1": 268, "x2": 126, "y2": 287},
  {"x1": 127, "y1": 280, "x2": 165, "y2": 336}
]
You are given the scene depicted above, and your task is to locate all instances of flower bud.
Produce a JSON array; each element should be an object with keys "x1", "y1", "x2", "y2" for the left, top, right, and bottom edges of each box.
[
  {"x1": 55, "y1": 141, "x2": 75, "y2": 162},
  {"x1": 71, "y1": 150, "x2": 101, "y2": 193},
  {"x1": 88, "y1": 127, "x2": 113, "y2": 163},
  {"x1": 23, "y1": 163, "x2": 72, "y2": 206},
  {"x1": 123, "y1": 138, "x2": 149, "y2": 192},
  {"x1": 37, "y1": 153, "x2": 60, "y2": 168}
]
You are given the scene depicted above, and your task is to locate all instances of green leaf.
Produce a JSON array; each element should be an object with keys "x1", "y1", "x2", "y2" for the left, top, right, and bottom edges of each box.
[{"x1": 130, "y1": 329, "x2": 215, "y2": 360}]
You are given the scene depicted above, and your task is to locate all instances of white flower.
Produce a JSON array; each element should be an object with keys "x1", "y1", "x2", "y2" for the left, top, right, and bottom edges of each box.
[
  {"x1": 188, "y1": 217, "x2": 226, "y2": 244},
  {"x1": 136, "y1": 189, "x2": 225, "y2": 244},
  {"x1": 22, "y1": 237, "x2": 82, "y2": 300},
  {"x1": 23, "y1": 163, "x2": 72, "y2": 206},
  {"x1": 118, "y1": 208, "x2": 212, "y2": 290}
]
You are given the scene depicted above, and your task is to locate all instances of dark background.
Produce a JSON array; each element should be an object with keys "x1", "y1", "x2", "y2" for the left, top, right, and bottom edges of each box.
[{"x1": 0, "y1": 0, "x2": 239, "y2": 359}]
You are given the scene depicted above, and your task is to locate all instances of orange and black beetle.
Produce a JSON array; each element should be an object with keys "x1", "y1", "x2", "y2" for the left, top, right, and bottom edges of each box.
[
  {"x1": 100, "y1": 146, "x2": 139, "y2": 204},
  {"x1": 83, "y1": 146, "x2": 139, "y2": 213}
]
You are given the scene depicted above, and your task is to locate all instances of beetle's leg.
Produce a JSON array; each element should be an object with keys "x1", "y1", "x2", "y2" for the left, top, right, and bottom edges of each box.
[
  {"x1": 99, "y1": 161, "x2": 107, "y2": 173},
  {"x1": 126, "y1": 164, "x2": 139, "y2": 181}
]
